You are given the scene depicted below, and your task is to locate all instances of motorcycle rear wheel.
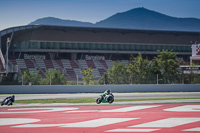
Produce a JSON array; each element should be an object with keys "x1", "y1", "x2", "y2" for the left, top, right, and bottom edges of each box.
[{"x1": 108, "y1": 97, "x2": 114, "y2": 104}]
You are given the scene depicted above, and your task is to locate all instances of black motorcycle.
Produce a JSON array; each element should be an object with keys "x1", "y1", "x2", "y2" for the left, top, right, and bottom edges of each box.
[{"x1": 1, "y1": 95, "x2": 15, "y2": 106}]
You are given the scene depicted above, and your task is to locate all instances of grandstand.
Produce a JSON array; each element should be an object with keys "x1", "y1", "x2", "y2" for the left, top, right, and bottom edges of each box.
[{"x1": 0, "y1": 25, "x2": 200, "y2": 82}]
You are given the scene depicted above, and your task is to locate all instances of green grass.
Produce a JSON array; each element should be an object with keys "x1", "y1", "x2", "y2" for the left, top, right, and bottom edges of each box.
[
  {"x1": 114, "y1": 98, "x2": 200, "y2": 102},
  {"x1": 15, "y1": 98, "x2": 96, "y2": 103},
  {"x1": 14, "y1": 98, "x2": 200, "y2": 104}
]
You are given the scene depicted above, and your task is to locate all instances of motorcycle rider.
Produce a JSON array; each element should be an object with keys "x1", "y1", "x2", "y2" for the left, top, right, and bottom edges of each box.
[
  {"x1": 102, "y1": 89, "x2": 111, "y2": 101},
  {"x1": 96, "y1": 89, "x2": 114, "y2": 104},
  {"x1": 1, "y1": 95, "x2": 15, "y2": 106}
]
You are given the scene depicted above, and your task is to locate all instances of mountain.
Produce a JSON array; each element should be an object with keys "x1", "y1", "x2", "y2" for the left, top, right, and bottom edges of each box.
[
  {"x1": 96, "y1": 8, "x2": 200, "y2": 31},
  {"x1": 29, "y1": 8, "x2": 200, "y2": 32},
  {"x1": 29, "y1": 17, "x2": 94, "y2": 27}
]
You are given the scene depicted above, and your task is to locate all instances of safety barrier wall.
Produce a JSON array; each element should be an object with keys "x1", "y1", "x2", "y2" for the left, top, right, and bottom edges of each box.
[{"x1": 0, "y1": 84, "x2": 200, "y2": 94}]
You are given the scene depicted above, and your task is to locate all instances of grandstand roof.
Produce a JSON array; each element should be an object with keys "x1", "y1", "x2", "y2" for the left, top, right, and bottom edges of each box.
[
  {"x1": 0, "y1": 25, "x2": 200, "y2": 56},
  {"x1": 1, "y1": 25, "x2": 200, "y2": 38}
]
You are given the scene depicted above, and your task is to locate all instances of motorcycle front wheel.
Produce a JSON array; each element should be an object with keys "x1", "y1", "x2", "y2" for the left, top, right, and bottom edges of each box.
[{"x1": 96, "y1": 98, "x2": 102, "y2": 104}]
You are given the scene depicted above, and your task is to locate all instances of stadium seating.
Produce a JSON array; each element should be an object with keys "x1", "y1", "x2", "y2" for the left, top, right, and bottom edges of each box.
[
  {"x1": 24, "y1": 59, "x2": 35, "y2": 68},
  {"x1": 16, "y1": 59, "x2": 27, "y2": 68},
  {"x1": 9, "y1": 59, "x2": 17, "y2": 66},
  {"x1": 99, "y1": 60, "x2": 108, "y2": 68},
  {"x1": 105, "y1": 60, "x2": 113, "y2": 68},
  {"x1": 61, "y1": 59, "x2": 72, "y2": 69},
  {"x1": 35, "y1": 59, "x2": 46, "y2": 69},
  {"x1": 98, "y1": 68, "x2": 106, "y2": 76},
  {"x1": 74, "y1": 68, "x2": 83, "y2": 79},
  {"x1": 54, "y1": 59, "x2": 63, "y2": 68},
  {"x1": 44, "y1": 59, "x2": 54, "y2": 68},
  {"x1": 93, "y1": 68, "x2": 101, "y2": 79},
  {"x1": 86, "y1": 60, "x2": 96, "y2": 68},
  {"x1": 66, "y1": 68, "x2": 77, "y2": 79},
  {"x1": 78, "y1": 60, "x2": 88, "y2": 69},
  {"x1": 70, "y1": 60, "x2": 79, "y2": 68},
  {"x1": 8, "y1": 58, "x2": 129, "y2": 81}
]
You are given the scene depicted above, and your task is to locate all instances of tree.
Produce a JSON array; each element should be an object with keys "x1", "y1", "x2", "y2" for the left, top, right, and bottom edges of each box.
[
  {"x1": 22, "y1": 70, "x2": 42, "y2": 85},
  {"x1": 187, "y1": 64, "x2": 200, "y2": 84},
  {"x1": 191, "y1": 74, "x2": 200, "y2": 84},
  {"x1": 152, "y1": 50, "x2": 180, "y2": 84},
  {"x1": 127, "y1": 53, "x2": 152, "y2": 84},
  {"x1": 99, "y1": 72, "x2": 108, "y2": 85},
  {"x1": 81, "y1": 68, "x2": 94, "y2": 85},
  {"x1": 107, "y1": 61, "x2": 129, "y2": 84},
  {"x1": 40, "y1": 69, "x2": 68, "y2": 85}
]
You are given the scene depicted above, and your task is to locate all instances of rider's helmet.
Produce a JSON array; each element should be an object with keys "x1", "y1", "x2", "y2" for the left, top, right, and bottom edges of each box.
[
  {"x1": 12, "y1": 95, "x2": 15, "y2": 100},
  {"x1": 107, "y1": 89, "x2": 111, "y2": 94}
]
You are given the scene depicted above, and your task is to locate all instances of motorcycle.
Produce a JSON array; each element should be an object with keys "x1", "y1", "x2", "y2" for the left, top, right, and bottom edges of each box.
[
  {"x1": 1, "y1": 95, "x2": 15, "y2": 106},
  {"x1": 96, "y1": 93, "x2": 114, "y2": 104}
]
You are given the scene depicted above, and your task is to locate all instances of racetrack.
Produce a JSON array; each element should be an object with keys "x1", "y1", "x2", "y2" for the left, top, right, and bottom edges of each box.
[
  {"x1": 1, "y1": 92, "x2": 200, "y2": 133},
  {"x1": 0, "y1": 103, "x2": 200, "y2": 133},
  {"x1": 1, "y1": 92, "x2": 200, "y2": 100}
]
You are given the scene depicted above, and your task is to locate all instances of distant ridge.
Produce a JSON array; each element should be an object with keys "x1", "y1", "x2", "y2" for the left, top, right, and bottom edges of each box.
[
  {"x1": 29, "y1": 17, "x2": 94, "y2": 27},
  {"x1": 29, "y1": 8, "x2": 200, "y2": 32}
]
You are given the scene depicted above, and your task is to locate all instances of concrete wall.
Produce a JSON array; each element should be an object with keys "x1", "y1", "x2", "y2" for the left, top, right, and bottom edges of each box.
[{"x1": 0, "y1": 84, "x2": 200, "y2": 94}]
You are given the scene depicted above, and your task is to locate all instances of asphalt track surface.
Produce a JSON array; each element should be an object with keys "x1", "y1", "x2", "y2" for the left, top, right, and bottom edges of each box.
[
  {"x1": 0, "y1": 103, "x2": 200, "y2": 133},
  {"x1": 1, "y1": 92, "x2": 200, "y2": 100},
  {"x1": 0, "y1": 92, "x2": 200, "y2": 133}
]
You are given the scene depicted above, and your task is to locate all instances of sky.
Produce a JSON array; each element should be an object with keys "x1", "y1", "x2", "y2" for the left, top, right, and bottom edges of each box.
[{"x1": 0, "y1": 0, "x2": 200, "y2": 31}]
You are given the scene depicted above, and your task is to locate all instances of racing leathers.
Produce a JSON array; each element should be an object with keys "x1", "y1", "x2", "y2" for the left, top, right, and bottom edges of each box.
[{"x1": 102, "y1": 90, "x2": 111, "y2": 101}]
